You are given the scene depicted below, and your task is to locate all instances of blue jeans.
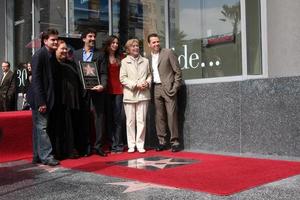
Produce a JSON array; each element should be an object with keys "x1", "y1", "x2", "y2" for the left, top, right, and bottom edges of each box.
[
  {"x1": 32, "y1": 110, "x2": 53, "y2": 162},
  {"x1": 106, "y1": 94, "x2": 125, "y2": 151}
]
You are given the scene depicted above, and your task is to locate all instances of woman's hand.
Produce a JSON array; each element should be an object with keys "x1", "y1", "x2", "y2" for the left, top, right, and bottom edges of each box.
[{"x1": 137, "y1": 81, "x2": 148, "y2": 91}]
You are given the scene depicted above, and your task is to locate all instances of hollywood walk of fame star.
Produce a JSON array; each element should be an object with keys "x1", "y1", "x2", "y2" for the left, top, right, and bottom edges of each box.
[
  {"x1": 20, "y1": 164, "x2": 60, "y2": 173},
  {"x1": 126, "y1": 157, "x2": 195, "y2": 170},
  {"x1": 106, "y1": 181, "x2": 177, "y2": 193},
  {"x1": 0, "y1": 160, "x2": 28, "y2": 168},
  {"x1": 84, "y1": 64, "x2": 96, "y2": 76}
]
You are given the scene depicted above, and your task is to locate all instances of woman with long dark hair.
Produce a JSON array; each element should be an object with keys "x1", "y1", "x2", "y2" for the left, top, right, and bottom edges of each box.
[{"x1": 103, "y1": 35, "x2": 126, "y2": 153}]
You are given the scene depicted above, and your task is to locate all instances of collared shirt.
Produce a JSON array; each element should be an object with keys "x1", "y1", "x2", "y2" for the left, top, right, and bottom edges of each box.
[
  {"x1": 151, "y1": 52, "x2": 161, "y2": 83},
  {"x1": 83, "y1": 48, "x2": 94, "y2": 62},
  {"x1": 1, "y1": 72, "x2": 7, "y2": 85}
]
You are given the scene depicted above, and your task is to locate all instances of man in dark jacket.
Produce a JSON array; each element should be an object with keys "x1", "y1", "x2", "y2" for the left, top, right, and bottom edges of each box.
[
  {"x1": 0, "y1": 61, "x2": 16, "y2": 111},
  {"x1": 27, "y1": 28, "x2": 60, "y2": 166},
  {"x1": 73, "y1": 28, "x2": 108, "y2": 157}
]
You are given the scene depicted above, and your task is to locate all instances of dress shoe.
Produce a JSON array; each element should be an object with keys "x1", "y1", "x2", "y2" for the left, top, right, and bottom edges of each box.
[
  {"x1": 80, "y1": 151, "x2": 91, "y2": 157},
  {"x1": 32, "y1": 157, "x2": 41, "y2": 164},
  {"x1": 171, "y1": 145, "x2": 181, "y2": 152},
  {"x1": 156, "y1": 144, "x2": 167, "y2": 151},
  {"x1": 44, "y1": 158, "x2": 60, "y2": 166},
  {"x1": 68, "y1": 153, "x2": 80, "y2": 159},
  {"x1": 111, "y1": 149, "x2": 123, "y2": 154},
  {"x1": 95, "y1": 148, "x2": 107, "y2": 157},
  {"x1": 68, "y1": 149, "x2": 80, "y2": 159}
]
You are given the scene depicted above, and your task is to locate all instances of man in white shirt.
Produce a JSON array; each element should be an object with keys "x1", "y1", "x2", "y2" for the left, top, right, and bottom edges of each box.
[{"x1": 147, "y1": 33, "x2": 182, "y2": 152}]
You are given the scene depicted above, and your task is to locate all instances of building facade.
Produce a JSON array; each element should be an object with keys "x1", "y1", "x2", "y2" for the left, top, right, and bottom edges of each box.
[{"x1": 1, "y1": 0, "x2": 300, "y2": 157}]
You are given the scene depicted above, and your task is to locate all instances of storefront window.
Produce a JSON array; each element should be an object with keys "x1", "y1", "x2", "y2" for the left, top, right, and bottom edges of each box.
[
  {"x1": 40, "y1": 0, "x2": 66, "y2": 34},
  {"x1": 69, "y1": 0, "x2": 109, "y2": 48},
  {"x1": 10, "y1": 0, "x2": 263, "y2": 83},
  {"x1": 170, "y1": 0, "x2": 242, "y2": 80},
  {"x1": 14, "y1": 0, "x2": 32, "y2": 65},
  {"x1": 112, "y1": 0, "x2": 165, "y2": 55},
  {"x1": 0, "y1": 1, "x2": 5, "y2": 63}
]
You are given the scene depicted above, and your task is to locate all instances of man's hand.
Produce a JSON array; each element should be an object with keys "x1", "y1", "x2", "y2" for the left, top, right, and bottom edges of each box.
[
  {"x1": 38, "y1": 105, "x2": 47, "y2": 113},
  {"x1": 90, "y1": 84, "x2": 104, "y2": 92}
]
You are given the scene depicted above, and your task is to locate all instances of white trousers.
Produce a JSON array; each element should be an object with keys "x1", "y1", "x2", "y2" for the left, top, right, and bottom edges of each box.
[{"x1": 124, "y1": 101, "x2": 149, "y2": 150}]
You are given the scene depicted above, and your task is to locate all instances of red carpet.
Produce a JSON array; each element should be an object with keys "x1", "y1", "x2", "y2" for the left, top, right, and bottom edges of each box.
[
  {"x1": 61, "y1": 150, "x2": 300, "y2": 196},
  {"x1": 0, "y1": 111, "x2": 33, "y2": 162},
  {"x1": 1, "y1": 111, "x2": 300, "y2": 195}
]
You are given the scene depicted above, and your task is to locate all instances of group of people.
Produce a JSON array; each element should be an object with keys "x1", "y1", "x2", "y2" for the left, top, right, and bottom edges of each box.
[
  {"x1": 0, "y1": 61, "x2": 32, "y2": 112},
  {"x1": 26, "y1": 27, "x2": 183, "y2": 166}
]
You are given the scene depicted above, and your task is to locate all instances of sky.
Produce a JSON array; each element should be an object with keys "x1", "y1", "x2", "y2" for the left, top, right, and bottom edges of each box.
[{"x1": 177, "y1": 0, "x2": 240, "y2": 39}]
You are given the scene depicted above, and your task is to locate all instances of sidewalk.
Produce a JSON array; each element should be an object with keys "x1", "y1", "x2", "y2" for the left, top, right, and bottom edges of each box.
[{"x1": 1, "y1": 151, "x2": 299, "y2": 200}]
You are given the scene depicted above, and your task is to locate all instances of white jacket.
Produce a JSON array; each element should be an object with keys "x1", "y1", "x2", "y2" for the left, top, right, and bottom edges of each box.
[{"x1": 120, "y1": 55, "x2": 152, "y2": 103}]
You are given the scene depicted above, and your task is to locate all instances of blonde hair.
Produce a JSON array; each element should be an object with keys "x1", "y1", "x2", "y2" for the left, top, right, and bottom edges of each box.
[{"x1": 125, "y1": 39, "x2": 140, "y2": 54}]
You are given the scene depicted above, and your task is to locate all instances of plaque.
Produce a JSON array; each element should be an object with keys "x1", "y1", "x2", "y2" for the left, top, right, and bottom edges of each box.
[{"x1": 79, "y1": 61, "x2": 100, "y2": 89}]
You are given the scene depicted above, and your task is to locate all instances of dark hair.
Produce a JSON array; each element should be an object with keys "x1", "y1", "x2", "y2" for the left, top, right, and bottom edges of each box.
[
  {"x1": 40, "y1": 28, "x2": 59, "y2": 46},
  {"x1": 103, "y1": 35, "x2": 122, "y2": 64},
  {"x1": 81, "y1": 28, "x2": 97, "y2": 39},
  {"x1": 2, "y1": 61, "x2": 10, "y2": 68},
  {"x1": 104, "y1": 35, "x2": 121, "y2": 54},
  {"x1": 147, "y1": 33, "x2": 159, "y2": 43},
  {"x1": 57, "y1": 39, "x2": 66, "y2": 46}
]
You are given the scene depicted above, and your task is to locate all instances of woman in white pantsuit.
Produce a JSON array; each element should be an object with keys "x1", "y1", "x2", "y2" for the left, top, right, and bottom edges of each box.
[{"x1": 120, "y1": 39, "x2": 152, "y2": 153}]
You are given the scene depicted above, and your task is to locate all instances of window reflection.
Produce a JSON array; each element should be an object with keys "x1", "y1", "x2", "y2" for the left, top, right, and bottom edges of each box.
[
  {"x1": 70, "y1": 0, "x2": 109, "y2": 48},
  {"x1": 40, "y1": 0, "x2": 66, "y2": 34},
  {"x1": 112, "y1": 0, "x2": 165, "y2": 55},
  {"x1": 14, "y1": 0, "x2": 32, "y2": 66},
  {"x1": 170, "y1": 0, "x2": 242, "y2": 79}
]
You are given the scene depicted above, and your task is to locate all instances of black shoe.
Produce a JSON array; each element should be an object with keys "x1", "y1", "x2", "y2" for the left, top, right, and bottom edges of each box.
[
  {"x1": 111, "y1": 149, "x2": 123, "y2": 154},
  {"x1": 171, "y1": 145, "x2": 181, "y2": 152},
  {"x1": 68, "y1": 153, "x2": 80, "y2": 159},
  {"x1": 44, "y1": 158, "x2": 60, "y2": 166},
  {"x1": 32, "y1": 157, "x2": 41, "y2": 164},
  {"x1": 80, "y1": 148, "x2": 92, "y2": 157},
  {"x1": 95, "y1": 148, "x2": 107, "y2": 157},
  {"x1": 156, "y1": 144, "x2": 167, "y2": 151}
]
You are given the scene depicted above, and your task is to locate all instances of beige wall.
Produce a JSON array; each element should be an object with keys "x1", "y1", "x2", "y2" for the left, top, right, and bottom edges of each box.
[{"x1": 267, "y1": 0, "x2": 300, "y2": 77}]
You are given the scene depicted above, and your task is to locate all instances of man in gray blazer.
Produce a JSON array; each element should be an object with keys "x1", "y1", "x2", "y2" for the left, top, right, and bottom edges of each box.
[{"x1": 147, "y1": 33, "x2": 182, "y2": 152}]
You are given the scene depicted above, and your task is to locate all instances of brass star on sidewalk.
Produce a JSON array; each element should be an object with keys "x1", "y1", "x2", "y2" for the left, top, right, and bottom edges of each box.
[
  {"x1": 0, "y1": 160, "x2": 28, "y2": 168},
  {"x1": 20, "y1": 164, "x2": 60, "y2": 173},
  {"x1": 107, "y1": 181, "x2": 176, "y2": 193},
  {"x1": 126, "y1": 157, "x2": 195, "y2": 170}
]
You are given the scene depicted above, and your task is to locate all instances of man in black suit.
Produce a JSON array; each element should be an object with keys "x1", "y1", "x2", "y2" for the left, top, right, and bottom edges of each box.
[
  {"x1": 26, "y1": 28, "x2": 60, "y2": 166},
  {"x1": 73, "y1": 28, "x2": 108, "y2": 157},
  {"x1": 0, "y1": 61, "x2": 16, "y2": 111}
]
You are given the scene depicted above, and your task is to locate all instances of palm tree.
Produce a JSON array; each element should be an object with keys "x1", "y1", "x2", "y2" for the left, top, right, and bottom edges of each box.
[
  {"x1": 221, "y1": 2, "x2": 241, "y2": 34},
  {"x1": 159, "y1": 28, "x2": 187, "y2": 49}
]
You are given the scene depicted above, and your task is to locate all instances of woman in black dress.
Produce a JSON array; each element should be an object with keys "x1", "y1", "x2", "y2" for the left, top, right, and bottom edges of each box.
[{"x1": 50, "y1": 39, "x2": 82, "y2": 159}]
